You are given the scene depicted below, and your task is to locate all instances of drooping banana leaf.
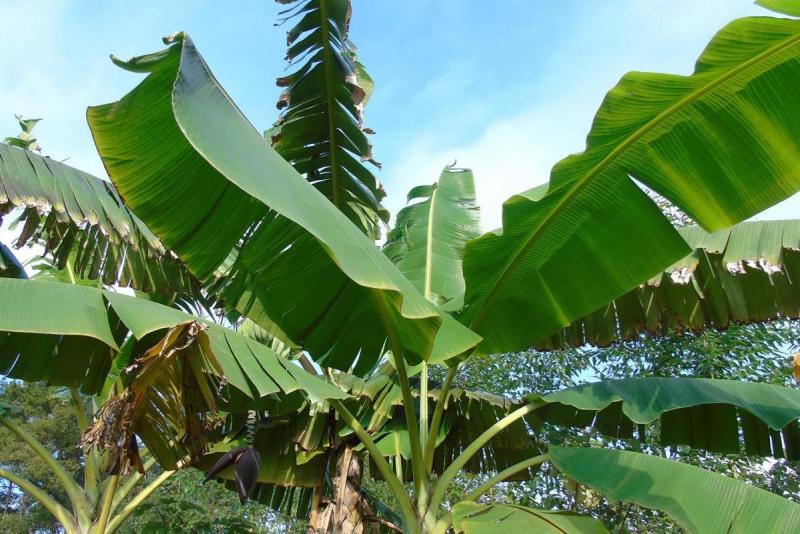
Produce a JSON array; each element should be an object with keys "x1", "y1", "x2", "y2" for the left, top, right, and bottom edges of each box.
[
  {"x1": 459, "y1": 15, "x2": 800, "y2": 355},
  {"x1": 0, "y1": 277, "x2": 347, "y2": 404},
  {"x1": 533, "y1": 377, "x2": 800, "y2": 459},
  {"x1": 270, "y1": 0, "x2": 388, "y2": 237},
  {"x1": 238, "y1": 318, "x2": 295, "y2": 358},
  {"x1": 384, "y1": 167, "x2": 481, "y2": 308},
  {"x1": 451, "y1": 501, "x2": 608, "y2": 534},
  {"x1": 27, "y1": 255, "x2": 103, "y2": 287},
  {"x1": 231, "y1": 480, "x2": 316, "y2": 520},
  {"x1": 549, "y1": 445, "x2": 800, "y2": 533},
  {"x1": 0, "y1": 142, "x2": 198, "y2": 295},
  {"x1": 82, "y1": 320, "x2": 224, "y2": 472},
  {"x1": 538, "y1": 219, "x2": 800, "y2": 349},
  {"x1": 87, "y1": 33, "x2": 480, "y2": 374},
  {"x1": 0, "y1": 278, "x2": 121, "y2": 393}
]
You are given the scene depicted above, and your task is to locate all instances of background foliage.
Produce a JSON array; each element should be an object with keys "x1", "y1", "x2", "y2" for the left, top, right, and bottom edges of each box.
[
  {"x1": 434, "y1": 321, "x2": 800, "y2": 531},
  {"x1": 0, "y1": 382, "x2": 84, "y2": 533}
]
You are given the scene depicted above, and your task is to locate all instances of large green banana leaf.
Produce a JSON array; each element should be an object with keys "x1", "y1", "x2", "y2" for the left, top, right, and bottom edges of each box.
[
  {"x1": 0, "y1": 278, "x2": 120, "y2": 393},
  {"x1": 0, "y1": 277, "x2": 346, "y2": 403},
  {"x1": 459, "y1": 15, "x2": 800, "y2": 355},
  {"x1": 758, "y1": 0, "x2": 800, "y2": 17},
  {"x1": 87, "y1": 33, "x2": 480, "y2": 374},
  {"x1": 538, "y1": 219, "x2": 800, "y2": 349},
  {"x1": 270, "y1": 0, "x2": 388, "y2": 237},
  {"x1": 384, "y1": 167, "x2": 481, "y2": 308},
  {"x1": 451, "y1": 502, "x2": 608, "y2": 534},
  {"x1": 0, "y1": 142, "x2": 197, "y2": 295},
  {"x1": 550, "y1": 445, "x2": 800, "y2": 533},
  {"x1": 533, "y1": 377, "x2": 800, "y2": 459}
]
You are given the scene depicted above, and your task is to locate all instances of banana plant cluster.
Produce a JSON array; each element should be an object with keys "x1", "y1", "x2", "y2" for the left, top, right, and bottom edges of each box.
[{"x1": 2, "y1": 0, "x2": 800, "y2": 532}]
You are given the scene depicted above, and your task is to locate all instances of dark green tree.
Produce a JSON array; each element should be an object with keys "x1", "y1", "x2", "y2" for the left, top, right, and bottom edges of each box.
[{"x1": 0, "y1": 381, "x2": 83, "y2": 533}]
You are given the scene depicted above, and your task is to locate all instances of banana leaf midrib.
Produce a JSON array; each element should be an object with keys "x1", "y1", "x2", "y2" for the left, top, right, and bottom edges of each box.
[
  {"x1": 317, "y1": 0, "x2": 344, "y2": 211},
  {"x1": 423, "y1": 184, "x2": 439, "y2": 300},
  {"x1": 467, "y1": 29, "x2": 800, "y2": 336}
]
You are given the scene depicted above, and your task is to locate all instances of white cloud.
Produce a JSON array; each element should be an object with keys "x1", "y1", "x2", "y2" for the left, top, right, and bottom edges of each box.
[{"x1": 385, "y1": 84, "x2": 599, "y2": 230}]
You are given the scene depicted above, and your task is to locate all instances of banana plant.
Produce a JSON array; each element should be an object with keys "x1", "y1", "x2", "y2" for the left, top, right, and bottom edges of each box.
[
  {"x1": 3, "y1": 114, "x2": 41, "y2": 152},
  {"x1": 2, "y1": 1, "x2": 800, "y2": 533},
  {"x1": 0, "y1": 249, "x2": 178, "y2": 534}
]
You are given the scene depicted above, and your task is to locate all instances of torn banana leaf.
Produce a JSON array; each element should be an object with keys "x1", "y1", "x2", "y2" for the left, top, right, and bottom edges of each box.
[
  {"x1": 537, "y1": 219, "x2": 800, "y2": 349},
  {"x1": 0, "y1": 142, "x2": 198, "y2": 296},
  {"x1": 271, "y1": 0, "x2": 388, "y2": 237}
]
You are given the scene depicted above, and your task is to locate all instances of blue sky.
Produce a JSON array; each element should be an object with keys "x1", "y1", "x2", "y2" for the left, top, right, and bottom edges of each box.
[{"x1": 1, "y1": 0, "x2": 797, "y2": 231}]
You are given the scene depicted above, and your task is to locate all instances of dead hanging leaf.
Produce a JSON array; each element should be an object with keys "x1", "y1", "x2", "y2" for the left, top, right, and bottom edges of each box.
[
  {"x1": 81, "y1": 390, "x2": 144, "y2": 475},
  {"x1": 81, "y1": 321, "x2": 225, "y2": 474},
  {"x1": 793, "y1": 353, "x2": 800, "y2": 385}
]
